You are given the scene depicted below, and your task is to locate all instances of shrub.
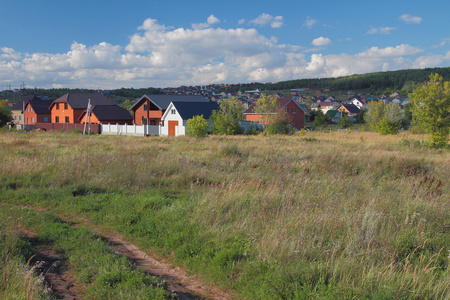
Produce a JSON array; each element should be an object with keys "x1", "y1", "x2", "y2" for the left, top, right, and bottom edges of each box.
[
  {"x1": 266, "y1": 117, "x2": 293, "y2": 134},
  {"x1": 186, "y1": 115, "x2": 208, "y2": 138}
]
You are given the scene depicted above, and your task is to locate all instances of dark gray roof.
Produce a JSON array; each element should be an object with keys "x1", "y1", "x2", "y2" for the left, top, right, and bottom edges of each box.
[
  {"x1": 87, "y1": 105, "x2": 133, "y2": 121},
  {"x1": 130, "y1": 94, "x2": 209, "y2": 111},
  {"x1": 171, "y1": 101, "x2": 220, "y2": 120},
  {"x1": 11, "y1": 95, "x2": 41, "y2": 111},
  {"x1": 341, "y1": 103, "x2": 360, "y2": 114},
  {"x1": 26, "y1": 98, "x2": 51, "y2": 114},
  {"x1": 51, "y1": 93, "x2": 117, "y2": 109}
]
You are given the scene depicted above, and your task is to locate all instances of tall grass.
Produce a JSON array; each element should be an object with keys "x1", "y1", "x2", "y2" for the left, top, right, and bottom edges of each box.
[{"x1": 0, "y1": 130, "x2": 448, "y2": 298}]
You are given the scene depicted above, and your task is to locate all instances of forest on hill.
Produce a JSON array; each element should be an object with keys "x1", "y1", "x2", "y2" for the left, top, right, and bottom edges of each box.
[{"x1": 223, "y1": 67, "x2": 450, "y2": 95}]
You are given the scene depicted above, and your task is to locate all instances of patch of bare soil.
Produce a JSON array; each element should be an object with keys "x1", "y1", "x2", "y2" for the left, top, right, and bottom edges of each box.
[
  {"x1": 19, "y1": 228, "x2": 79, "y2": 300},
  {"x1": 16, "y1": 207, "x2": 233, "y2": 300},
  {"x1": 101, "y1": 233, "x2": 231, "y2": 300}
]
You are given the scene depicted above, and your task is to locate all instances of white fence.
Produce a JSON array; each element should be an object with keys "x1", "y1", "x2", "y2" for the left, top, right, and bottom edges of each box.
[{"x1": 100, "y1": 123, "x2": 160, "y2": 136}]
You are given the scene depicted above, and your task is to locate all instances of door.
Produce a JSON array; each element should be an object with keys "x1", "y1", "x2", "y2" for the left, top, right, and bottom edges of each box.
[{"x1": 168, "y1": 121, "x2": 178, "y2": 136}]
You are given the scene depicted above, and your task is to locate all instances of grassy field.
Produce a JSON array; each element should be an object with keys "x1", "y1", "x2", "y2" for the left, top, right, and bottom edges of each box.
[{"x1": 0, "y1": 130, "x2": 449, "y2": 299}]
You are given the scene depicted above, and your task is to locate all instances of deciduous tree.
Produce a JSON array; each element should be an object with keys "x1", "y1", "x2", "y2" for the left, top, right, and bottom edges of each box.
[
  {"x1": 210, "y1": 97, "x2": 244, "y2": 135},
  {"x1": 410, "y1": 73, "x2": 450, "y2": 148}
]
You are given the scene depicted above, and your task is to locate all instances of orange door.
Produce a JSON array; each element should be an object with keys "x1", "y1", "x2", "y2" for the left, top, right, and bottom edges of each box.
[{"x1": 168, "y1": 121, "x2": 178, "y2": 136}]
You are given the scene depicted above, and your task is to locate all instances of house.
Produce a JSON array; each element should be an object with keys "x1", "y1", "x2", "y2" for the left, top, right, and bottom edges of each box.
[
  {"x1": 130, "y1": 94, "x2": 209, "y2": 126},
  {"x1": 160, "y1": 101, "x2": 220, "y2": 136},
  {"x1": 10, "y1": 95, "x2": 41, "y2": 126},
  {"x1": 244, "y1": 97, "x2": 306, "y2": 129},
  {"x1": 78, "y1": 105, "x2": 133, "y2": 125},
  {"x1": 319, "y1": 102, "x2": 339, "y2": 114},
  {"x1": 350, "y1": 98, "x2": 367, "y2": 110},
  {"x1": 338, "y1": 103, "x2": 360, "y2": 117},
  {"x1": 23, "y1": 97, "x2": 51, "y2": 125},
  {"x1": 49, "y1": 93, "x2": 119, "y2": 124}
]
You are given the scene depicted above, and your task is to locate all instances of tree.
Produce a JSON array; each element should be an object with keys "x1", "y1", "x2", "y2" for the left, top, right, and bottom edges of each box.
[
  {"x1": 365, "y1": 101, "x2": 385, "y2": 131},
  {"x1": 312, "y1": 109, "x2": 331, "y2": 127},
  {"x1": 253, "y1": 93, "x2": 279, "y2": 125},
  {"x1": 186, "y1": 115, "x2": 209, "y2": 138},
  {"x1": 365, "y1": 102, "x2": 403, "y2": 134},
  {"x1": 410, "y1": 73, "x2": 450, "y2": 148},
  {"x1": 266, "y1": 116, "x2": 293, "y2": 134},
  {"x1": 0, "y1": 100, "x2": 11, "y2": 127},
  {"x1": 338, "y1": 114, "x2": 352, "y2": 129},
  {"x1": 210, "y1": 97, "x2": 244, "y2": 135}
]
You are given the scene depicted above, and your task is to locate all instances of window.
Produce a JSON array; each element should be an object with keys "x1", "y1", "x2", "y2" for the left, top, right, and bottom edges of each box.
[
  {"x1": 30, "y1": 107, "x2": 32, "y2": 112},
  {"x1": 293, "y1": 107, "x2": 296, "y2": 114},
  {"x1": 143, "y1": 103, "x2": 147, "y2": 112},
  {"x1": 171, "y1": 109, "x2": 176, "y2": 114},
  {"x1": 65, "y1": 117, "x2": 69, "y2": 123},
  {"x1": 285, "y1": 107, "x2": 289, "y2": 114},
  {"x1": 14, "y1": 116, "x2": 17, "y2": 121},
  {"x1": 56, "y1": 103, "x2": 60, "y2": 110},
  {"x1": 19, "y1": 116, "x2": 21, "y2": 121},
  {"x1": 64, "y1": 103, "x2": 68, "y2": 110},
  {"x1": 55, "y1": 116, "x2": 59, "y2": 123},
  {"x1": 43, "y1": 117, "x2": 49, "y2": 123},
  {"x1": 31, "y1": 117, "x2": 35, "y2": 123}
]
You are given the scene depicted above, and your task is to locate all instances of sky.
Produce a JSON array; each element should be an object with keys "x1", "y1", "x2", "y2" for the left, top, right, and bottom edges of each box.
[{"x1": 1, "y1": 0, "x2": 450, "y2": 90}]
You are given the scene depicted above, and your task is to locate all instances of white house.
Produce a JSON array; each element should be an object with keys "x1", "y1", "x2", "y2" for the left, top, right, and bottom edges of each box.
[{"x1": 160, "y1": 101, "x2": 220, "y2": 136}]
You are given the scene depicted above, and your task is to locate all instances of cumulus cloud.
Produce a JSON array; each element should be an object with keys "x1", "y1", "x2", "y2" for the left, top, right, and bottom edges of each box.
[
  {"x1": 1, "y1": 17, "x2": 450, "y2": 89},
  {"x1": 192, "y1": 14, "x2": 221, "y2": 30},
  {"x1": 250, "y1": 13, "x2": 284, "y2": 28},
  {"x1": 367, "y1": 27, "x2": 396, "y2": 35},
  {"x1": 304, "y1": 17, "x2": 318, "y2": 29},
  {"x1": 400, "y1": 14, "x2": 422, "y2": 24},
  {"x1": 311, "y1": 37, "x2": 332, "y2": 46}
]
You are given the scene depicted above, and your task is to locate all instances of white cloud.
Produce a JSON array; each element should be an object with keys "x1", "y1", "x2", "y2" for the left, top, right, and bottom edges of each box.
[
  {"x1": 192, "y1": 14, "x2": 221, "y2": 30},
  {"x1": 207, "y1": 15, "x2": 220, "y2": 25},
  {"x1": 250, "y1": 13, "x2": 284, "y2": 28},
  {"x1": 238, "y1": 18, "x2": 245, "y2": 25},
  {"x1": 432, "y1": 38, "x2": 450, "y2": 49},
  {"x1": 400, "y1": 14, "x2": 422, "y2": 24},
  {"x1": 304, "y1": 17, "x2": 318, "y2": 29},
  {"x1": 1, "y1": 18, "x2": 450, "y2": 89},
  {"x1": 367, "y1": 27, "x2": 396, "y2": 35},
  {"x1": 311, "y1": 37, "x2": 332, "y2": 46}
]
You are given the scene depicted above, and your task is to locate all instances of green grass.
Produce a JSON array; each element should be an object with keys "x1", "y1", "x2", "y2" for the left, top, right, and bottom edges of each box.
[{"x1": 0, "y1": 130, "x2": 449, "y2": 299}]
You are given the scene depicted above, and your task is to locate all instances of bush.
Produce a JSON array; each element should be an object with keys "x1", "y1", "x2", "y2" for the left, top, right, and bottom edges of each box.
[
  {"x1": 266, "y1": 117, "x2": 293, "y2": 134},
  {"x1": 378, "y1": 118, "x2": 399, "y2": 135},
  {"x1": 186, "y1": 115, "x2": 209, "y2": 138}
]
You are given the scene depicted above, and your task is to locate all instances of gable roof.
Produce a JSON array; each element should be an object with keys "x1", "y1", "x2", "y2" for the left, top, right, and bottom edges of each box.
[
  {"x1": 50, "y1": 93, "x2": 117, "y2": 109},
  {"x1": 130, "y1": 94, "x2": 209, "y2": 111},
  {"x1": 163, "y1": 101, "x2": 220, "y2": 120},
  {"x1": 340, "y1": 103, "x2": 360, "y2": 114},
  {"x1": 243, "y1": 97, "x2": 304, "y2": 114},
  {"x1": 78, "y1": 105, "x2": 133, "y2": 122},
  {"x1": 25, "y1": 97, "x2": 51, "y2": 114},
  {"x1": 11, "y1": 95, "x2": 41, "y2": 112}
]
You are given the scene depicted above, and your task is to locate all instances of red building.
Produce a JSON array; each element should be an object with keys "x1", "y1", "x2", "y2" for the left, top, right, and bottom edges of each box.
[{"x1": 244, "y1": 97, "x2": 306, "y2": 129}]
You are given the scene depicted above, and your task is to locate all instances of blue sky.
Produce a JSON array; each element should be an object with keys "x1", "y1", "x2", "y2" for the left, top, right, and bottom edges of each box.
[{"x1": 1, "y1": 0, "x2": 449, "y2": 89}]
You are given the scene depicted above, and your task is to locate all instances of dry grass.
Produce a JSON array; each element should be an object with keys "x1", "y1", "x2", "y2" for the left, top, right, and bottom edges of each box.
[{"x1": 0, "y1": 130, "x2": 449, "y2": 298}]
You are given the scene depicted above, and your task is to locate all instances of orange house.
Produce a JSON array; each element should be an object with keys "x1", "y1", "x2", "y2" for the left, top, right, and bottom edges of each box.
[
  {"x1": 78, "y1": 105, "x2": 133, "y2": 125},
  {"x1": 130, "y1": 94, "x2": 210, "y2": 125},
  {"x1": 244, "y1": 97, "x2": 306, "y2": 129},
  {"x1": 49, "y1": 93, "x2": 120, "y2": 124},
  {"x1": 23, "y1": 97, "x2": 51, "y2": 125}
]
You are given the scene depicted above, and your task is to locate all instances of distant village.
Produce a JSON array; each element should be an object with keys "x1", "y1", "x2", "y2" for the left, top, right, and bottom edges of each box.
[{"x1": 2, "y1": 83, "x2": 409, "y2": 137}]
